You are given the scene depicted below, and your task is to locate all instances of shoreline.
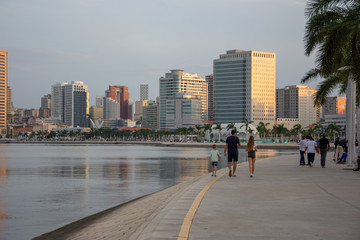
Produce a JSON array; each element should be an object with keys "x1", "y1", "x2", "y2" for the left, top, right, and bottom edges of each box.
[{"x1": 0, "y1": 140, "x2": 323, "y2": 150}]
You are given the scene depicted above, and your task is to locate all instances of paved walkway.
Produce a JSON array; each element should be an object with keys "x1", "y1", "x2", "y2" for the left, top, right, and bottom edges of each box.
[{"x1": 34, "y1": 153, "x2": 360, "y2": 240}]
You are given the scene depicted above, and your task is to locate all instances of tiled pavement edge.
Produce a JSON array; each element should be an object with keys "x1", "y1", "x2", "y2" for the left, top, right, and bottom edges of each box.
[{"x1": 189, "y1": 154, "x2": 360, "y2": 240}]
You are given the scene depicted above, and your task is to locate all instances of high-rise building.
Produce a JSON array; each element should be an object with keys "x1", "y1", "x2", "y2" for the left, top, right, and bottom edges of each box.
[
  {"x1": 41, "y1": 94, "x2": 51, "y2": 109},
  {"x1": 159, "y1": 70, "x2": 207, "y2": 129},
  {"x1": 276, "y1": 85, "x2": 318, "y2": 127},
  {"x1": 166, "y1": 92, "x2": 202, "y2": 128},
  {"x1": 206, "y1": 74, "x2": 214, "y2": 122},
  {"x1": 140, "y1": 83, "x2": 149, "y2": 101},
  {"x1": 0, "y1": 50, "x2": 7, "y2": 136},
  {"x1": 142, "y1": 100, "x2": 158, "y2": 129},
  {"x1": 134, "y1": 100, "x2": 148, "y2": 121},
  {"x1": 64, "y1": 81, "x2": 89, "y2": 127},
  {"x1": 213, "y1": 50, "x2": 276, "y2": 126},
  {"x1": 51, "y1": 82, "x2": 68, "y2": 121},
  {"x1": 103, "y1": 97, "x2": 120, "y2": 120},
  {"x1": 7, "y1": 86, "x2": 13, "y2": 115},
  {"x1": 95, "y1": 96, "x2": 104, "y2": 108},
  {"x1": 107, "y1": 85, "x2": 129, "y2": 119},
  {"x1": 51, "y1": 81, "x2": 89, "y2": 127},
  {"x1": 322, "y1": 96, "x2": 346, "y2": 117},
  {"x1": 127, "y1": 98, "x2": 134, "y2": 120}
]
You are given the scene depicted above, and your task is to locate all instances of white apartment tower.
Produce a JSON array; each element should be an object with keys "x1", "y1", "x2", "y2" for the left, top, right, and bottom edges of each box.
[
  {"x1": 213, "y1": 50, "x2": 276, "y2": 126},
  {"x1": 140, "y1": 83, "x2": 149, "y2": 101},
  {"x1": 159, "y1": 70, "x2": 208, "y2": 129}
]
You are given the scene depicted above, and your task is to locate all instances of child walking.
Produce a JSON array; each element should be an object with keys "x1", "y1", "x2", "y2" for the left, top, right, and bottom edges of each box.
[
  {"x1": 245, "y1": 136, "x2": 258, "y2": 178},
  {"x1": 210, "y1": 144, "x2": 221, "y2": 176}
]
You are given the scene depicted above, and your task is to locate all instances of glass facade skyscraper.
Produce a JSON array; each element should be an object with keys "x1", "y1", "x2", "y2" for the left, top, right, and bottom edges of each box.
[{"x1": 214, "y1": 50, "x2": 276, "y2": 125}]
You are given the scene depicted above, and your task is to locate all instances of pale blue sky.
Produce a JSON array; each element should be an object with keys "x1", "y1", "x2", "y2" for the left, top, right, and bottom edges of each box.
[{"x1": 0, "y1": 0, "x2": 319, "y2": 108}]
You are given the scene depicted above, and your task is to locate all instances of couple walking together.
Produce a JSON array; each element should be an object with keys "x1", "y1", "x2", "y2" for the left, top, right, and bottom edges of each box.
[{"x1": 223, "y1": 129, "x2": 257, "y2": 178}]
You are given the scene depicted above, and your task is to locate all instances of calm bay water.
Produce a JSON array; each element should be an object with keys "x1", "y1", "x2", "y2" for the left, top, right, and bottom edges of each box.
[{"x1": 0, "y1": 144, "x2": 296, "y2": 240}]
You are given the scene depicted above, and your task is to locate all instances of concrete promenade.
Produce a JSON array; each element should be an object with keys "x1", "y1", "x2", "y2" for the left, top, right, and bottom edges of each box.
[{"x1": 34, "y1": 153, "x2": 360, "y2": 240}]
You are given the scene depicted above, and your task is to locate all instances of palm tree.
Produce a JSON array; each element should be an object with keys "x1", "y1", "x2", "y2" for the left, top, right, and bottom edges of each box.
[
  {"x1": 257, "y1": 122, "x2": 270, "y2": 139},
  {"x1": 313, "y1": 122, "x2": 324, "y2": 139},
  {"x1": 214, "y1": 122, "x2": 222, "y2": 142},
  {"x1": 226, "y1": 122, "x2": 236, "y2": 131},
  {"x1": 303, "y1": 0, "x2": 360, "y2": 165},
  {"x1": 291, "y1": 124, "x2": 303, "y2": 140},
  {"x1": 273, "y1": 124, "x2": 288, "y2": 143},
  {"x1": 326, "y1": 123, "x2": 342, "y2": 140},
  {"x1": 203, "y1": 123, "x2": 212, "y2": 142},
  {"x1": 195, "y1": 125, "x2": 204, "y2": 141},
  {"x1": 240, "y1": 118, "x2": 254, "y2": 141}
]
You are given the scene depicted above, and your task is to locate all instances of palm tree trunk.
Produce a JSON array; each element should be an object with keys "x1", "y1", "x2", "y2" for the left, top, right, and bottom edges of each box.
[{"x1": 346, "y1": 73, "x2": 356, "y2": 167}]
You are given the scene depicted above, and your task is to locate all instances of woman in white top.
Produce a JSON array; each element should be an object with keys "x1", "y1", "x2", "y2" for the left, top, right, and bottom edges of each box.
[{"x1": 245, "y1": 136, "x2": 258, "y2": 178}]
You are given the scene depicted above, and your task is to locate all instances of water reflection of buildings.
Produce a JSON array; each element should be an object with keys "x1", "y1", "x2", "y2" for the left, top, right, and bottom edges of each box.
[{"x1": 0, "y1": 152, "x2": 8, "y2": 236}]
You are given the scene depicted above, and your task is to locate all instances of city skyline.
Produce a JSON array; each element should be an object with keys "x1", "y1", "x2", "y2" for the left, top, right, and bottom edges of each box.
[{"x1": 1, "y1": 0, "x2": 325, "y2": 109}]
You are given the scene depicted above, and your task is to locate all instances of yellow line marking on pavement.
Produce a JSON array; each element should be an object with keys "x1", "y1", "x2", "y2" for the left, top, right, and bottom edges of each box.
[{"x1": 177, "y1": 162, "x2": 247, "y2": 240}]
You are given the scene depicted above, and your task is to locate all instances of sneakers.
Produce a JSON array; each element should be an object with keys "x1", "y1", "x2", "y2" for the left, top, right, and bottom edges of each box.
[
  {"x1": 310, "y1": 162, "x2": 313, "y2": 167},
  {"x1": 250, "y1": 174, "x2": 253, "y2": 178},
  {"x1": 229, "y1": 171, "x2": 232, "y2": 177}
]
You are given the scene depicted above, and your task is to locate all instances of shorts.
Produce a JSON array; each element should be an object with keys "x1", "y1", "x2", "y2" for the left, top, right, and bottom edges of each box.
[
  {"x1": 211, "y1": 162, "x2": 218, "y2": 166},
  {"x1": 248, "y1": 151, "x2": 256, "y2": 158},
  {"x1": 228, "y1": 152, "x2": 238, "y2": 162}
]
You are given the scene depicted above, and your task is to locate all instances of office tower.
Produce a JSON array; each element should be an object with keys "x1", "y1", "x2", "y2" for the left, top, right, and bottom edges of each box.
[
  {"x1": 206, "y1": 74, "x2": 214, "y2": 122},
  {"x1": 7, "y1": 86, "x2": 13, "y2": 114},
  {"x1": 213, "y1": 50, "x2": 276, "y2": 126},
  {"x1": 322, "y1": 96, "x2": 346, "y2": 116},
  {"x1": 140, "y1": 83, "x2": 149, "y2": 101},
  {"x1": 107, "y1": 85, "x2": 129, "y2": 119},
  {"x1": 95, "y1": 95, "x2": 104, "y2": 108},
  {"x1": 51, "y1": 81, "x2": 89, "y2": 127},
  {"x1": 103, "y1": 97, "x2": 120, "y2": 120},
  {"x1": 127, "y1": 98, "x2": 134, "y2": 120},
  {"x1": 142, "y1": 100, "x2": 158, "y2": 129},
  {"x1": 0, "y1": 50, "x2": 7, "y2": 136},
  {"x1": 276, "y1": 85, "x2": 318, "y2": 127},
  {"x1": 166, "y1": 92, "x2": 202, "y2": 128},
  {"x1": 41, "y1": 94, "x2": 51, "y2": 109},
  {"x1": 51, "y1": 82, "x2": 68, "y2": 121},
  {"x1": 64, "y1": 81, "x2": 89, "y2": 127},
  {"x1": 134, "y1": 100, "x2": 148, "y2": 121},
  {"x1": 159, "y1": 70, "x2": 208, "y2": 129}
]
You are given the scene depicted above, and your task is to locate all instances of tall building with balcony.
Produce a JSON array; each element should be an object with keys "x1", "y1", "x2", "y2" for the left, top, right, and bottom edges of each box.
[
  {"x1": 140, "y1": 83, "x2": 149, "y2": 101},
  {"x1": 159, "y1": 70, "x2": 207, "y2": 129},
  {"x1": 206, "y1": 74, "x2": 214, "y2": 122},
  {"x1": 213, "y1": 50, "x2": 276, "y2": 126},
  {"x1": 0, "y1": 50, "x2": 7, "y2": 136},
  {"x1": 51, "y1": 82, "x2": 68, "y2": 121},
  {"x1": 276, "y1": 85, "x2": 318, "y2": 127}
]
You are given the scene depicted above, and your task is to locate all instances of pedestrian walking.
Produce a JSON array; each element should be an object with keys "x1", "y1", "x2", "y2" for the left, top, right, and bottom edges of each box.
[
  {"x1": 305, "y1": 136, "x2": 318, "y2": 167},
  {"x1": 245, "y1": 135, "x2": 257, "y2": 178},
  {"x1": 319, "y1": 134, "x2": 330, "y2": 168},
  {"x1": 224, "y1": 129, "x2": 240, "y2": 177},
  {"x1": 298, "y1": 136, "x2": 307, "y2": 166},
  {"x1": 209, "y1": 144, "x2": 221, "y2": 177}
]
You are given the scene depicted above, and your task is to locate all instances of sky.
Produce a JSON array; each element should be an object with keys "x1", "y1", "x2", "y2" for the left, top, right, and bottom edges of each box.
[{"x1": 1, "y1": 0, "x2": 322, "y2": 109}]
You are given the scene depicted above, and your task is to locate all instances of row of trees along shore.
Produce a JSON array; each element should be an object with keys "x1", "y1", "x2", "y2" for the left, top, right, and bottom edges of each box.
[{"x1": 14, "y1": 121, "x2": 344, "y2": 142}]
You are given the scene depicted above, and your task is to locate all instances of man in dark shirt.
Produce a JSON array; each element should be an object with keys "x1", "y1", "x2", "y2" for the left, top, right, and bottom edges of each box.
[
  {"x1": 224, "y1": 129, "x2": 241, "y2": 177},
  {"x1": 319, "y1": 134, "x2": 330, "y2": 168}
]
